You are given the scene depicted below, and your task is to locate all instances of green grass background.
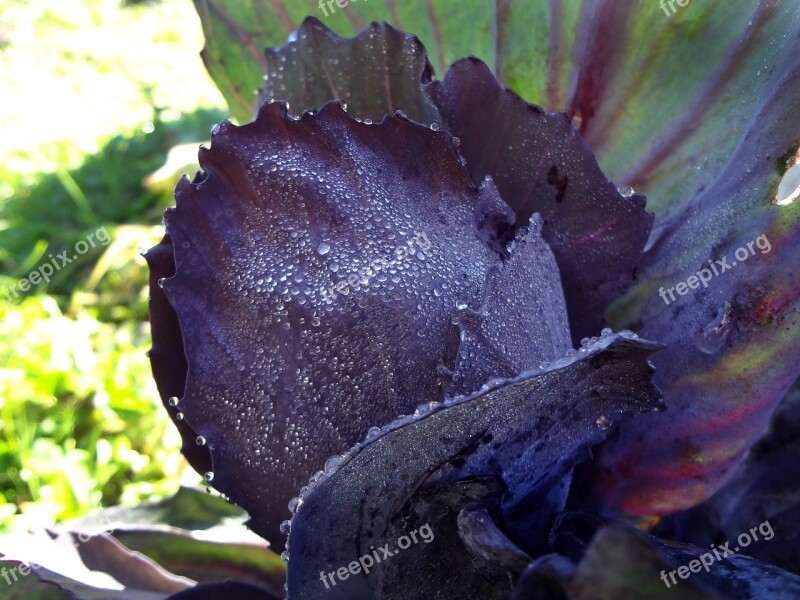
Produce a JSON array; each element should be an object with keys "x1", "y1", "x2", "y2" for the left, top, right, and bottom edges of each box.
[{"x1": 0, "y1": 0, "x2": 227, "y2": 531}]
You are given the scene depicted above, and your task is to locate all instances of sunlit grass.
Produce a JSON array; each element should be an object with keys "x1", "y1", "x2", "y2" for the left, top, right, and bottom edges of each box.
[
  {"x1": 0, "y1": 296, "x2": 191, "y2": 531},
  {"x1": 0, "y1": 0, "x2": 225, "y2": 177},
  {"x1": 0, "y1": 0, "x2": 226, "y2": 530}
]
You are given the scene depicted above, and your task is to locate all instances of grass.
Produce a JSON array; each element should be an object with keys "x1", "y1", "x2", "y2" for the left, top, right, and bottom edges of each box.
[{"x1": 0, "y1": 0, "x2": 229, "y2": 530}]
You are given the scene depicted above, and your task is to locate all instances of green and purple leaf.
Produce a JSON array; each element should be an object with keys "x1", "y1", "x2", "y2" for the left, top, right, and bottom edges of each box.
[{"x1": 593, "y1": 16, "x2": 800, "y2": 513}]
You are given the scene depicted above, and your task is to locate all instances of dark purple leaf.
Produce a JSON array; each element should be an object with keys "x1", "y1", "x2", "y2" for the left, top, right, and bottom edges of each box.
[
  {"x1": 153, "y1": 99, "x2": 516, "y2": 545},
  {"x1": 285, "y1": 332, "x2": 662, "y2": 599},
  {"x1": 145, "y1": 236, "x2": 212, "y2": 476},
  {"x1": 258, "y1": 18, "x2": 440, "y2": 125},
  {"x1": 255, "y1": 18, "x2": 653, "y2": 343},
  {"x1": 444, "y1": 214, "x2": 571, "y2": 398},
  {"x1": 425, "y1": 57, "x2": 653, "y2": 342}
]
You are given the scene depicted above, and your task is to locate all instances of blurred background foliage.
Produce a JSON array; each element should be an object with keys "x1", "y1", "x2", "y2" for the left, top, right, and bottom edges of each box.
[{"x1": 0, "y1": 0, "x2": 228, "y2": 531}]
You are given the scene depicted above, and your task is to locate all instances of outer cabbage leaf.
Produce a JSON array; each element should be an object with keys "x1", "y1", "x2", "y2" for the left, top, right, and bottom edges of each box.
[{"x1": 285, "y1": 332, "x2": 662, "y2": 599}]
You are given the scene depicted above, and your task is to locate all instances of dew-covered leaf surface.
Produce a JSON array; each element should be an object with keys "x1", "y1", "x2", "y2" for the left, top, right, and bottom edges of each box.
[
  {"x1": 285, "y1": 332, "x2": 662, "y2": 599},
  {"x1": 255, "y1": 19, "x2": 654, "y2": 343},
  {"x1": 152, "y1": 99, "x2": 518, "y2": 545},
  {"x1": 444, "y1": 213, "x2": 571, "y2": 398},
  {"x1": 145, "y1": 237, "x2": 212, "y2": 476},
  {"x1": 425, "y1": 57, "x2": 652, "y2": 341}
]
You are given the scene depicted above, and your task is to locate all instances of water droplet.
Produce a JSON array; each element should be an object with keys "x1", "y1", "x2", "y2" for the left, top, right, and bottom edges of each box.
[
  {"x1": 414, "y1": 402, "x2": 439, "y2": 417},
  {"x1": 694, "y1": 302, "x2": 733, "y2": 354},
  {"x1": 601, "y1": 327, "x2": 613, "y2": 337},
  {"x1": 280, "y1": 550, "x2": 290, "y2": 562},
  {"x1": 288, "y1": 496, "x2": 302, "y2": 513},
  {"x1": 316, "y1": 242, "x2": 331, "y2": 255},
  {"x1": 204, "y1": 471, "x2": 214, "y2": 482},
  {"x1": 775, "y1": 162, "x2": 800, "y2": 205},
  {"x1": 211, "y1": 123, "x2": 220, "y2": 136},
  {"x1": 364, "y1": 118, "x2": 373, "y2": 125},
  {"x1": 157, "y1": 278, "x2": 165, "y2": 288},
  {"x1": 429, "y1": 123, "x2": 440, "y2": 131},
  {"x1": 618, "y1": 185, "x2": 635, "y2": 197},
  {"x1": 280, "y1": 520, "x2": 292, "y2": 535},
  {"x1": 196, "y1": 436, "x2": 207, "y2": 446},
  {"x1": 324, "y1": 455, "x2": 341, "y2": 473},
  {"x1": 175, "y1": 412, "x2": 184, "y2": 421},
  {"x1": 596, "y1": 415, "x2": 612, "y2": 430},
  {"x1": 168, "y1": 396, "x2": 180, "y2": 407}
]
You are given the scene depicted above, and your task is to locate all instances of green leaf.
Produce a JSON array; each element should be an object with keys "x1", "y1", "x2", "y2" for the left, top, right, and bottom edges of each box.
[
  {"x1": 193, "y1": 0, "x2": 274, "y2": 123},
  {"x1": 67, "y1": 487, "x2": 285, "y2": 594},
  {"x1": 0, "y1": 573, "x2": 71, "y2": 600},
  {"x1": 565, "y1": 525, "x2": 720, "y2": 600},
  {"x1": 64, "y1": 486, "x2": 249, "y2": 534}
]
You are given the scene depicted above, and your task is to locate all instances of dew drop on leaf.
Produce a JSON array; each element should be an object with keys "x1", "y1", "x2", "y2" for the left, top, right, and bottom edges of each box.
[
  {"x1": 775, "y1": 162, "x2": 800, "y2": 205},
  {"x1": 694, "y1": 302, "x2": 733, "y2": 354}
]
